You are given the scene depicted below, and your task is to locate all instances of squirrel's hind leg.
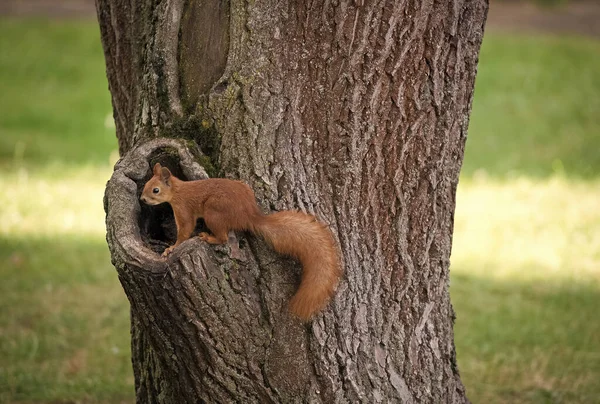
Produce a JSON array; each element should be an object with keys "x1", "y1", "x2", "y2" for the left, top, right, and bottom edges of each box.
[
  {"x1": 199, "y1": 232, "x2": 228, "y2": 245},
  {"x1": 200, "y1": 210, "x2": 229, "y2": 245}
]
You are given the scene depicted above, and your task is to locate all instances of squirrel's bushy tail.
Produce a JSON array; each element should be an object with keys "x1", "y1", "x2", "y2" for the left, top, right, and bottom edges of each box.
[{"x1": 251, "y1": 211, "x2": 341, "y2": 321}]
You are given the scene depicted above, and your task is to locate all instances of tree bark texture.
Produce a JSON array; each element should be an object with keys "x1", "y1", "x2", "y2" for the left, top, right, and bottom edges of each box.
[{"x1": 98, "y1": 0, "x2": 488, "y2": 402}]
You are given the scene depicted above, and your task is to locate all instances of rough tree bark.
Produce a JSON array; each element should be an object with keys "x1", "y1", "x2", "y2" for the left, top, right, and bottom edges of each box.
[{"x1": 98, "y1": 0, "x2": 488, "y2": 402}]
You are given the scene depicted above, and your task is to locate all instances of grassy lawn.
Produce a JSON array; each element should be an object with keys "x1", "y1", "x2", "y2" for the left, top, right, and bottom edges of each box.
[
  {"x1": 0, "y1": 19, "x2": 598, "y2": 403},
  {"x1": 465, "y1": 34, "x2": 600, "y2": 179},
  {"x1": 452, "y1": 178, "x2": 600, "y2": 403},
  {"x1": 0, "y1": 19, "x2": 132, "y2": 403}
]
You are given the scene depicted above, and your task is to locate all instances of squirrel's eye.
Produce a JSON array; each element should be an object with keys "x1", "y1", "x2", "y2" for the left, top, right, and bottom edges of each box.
[{"x1": 152, "y1": 188, "x2": 160, "y2": 194}]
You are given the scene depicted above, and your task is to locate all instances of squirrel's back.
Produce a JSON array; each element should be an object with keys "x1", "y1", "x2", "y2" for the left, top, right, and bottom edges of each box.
[{"x1": 177, "y1": 179, "x2": 263, "y2": 229}]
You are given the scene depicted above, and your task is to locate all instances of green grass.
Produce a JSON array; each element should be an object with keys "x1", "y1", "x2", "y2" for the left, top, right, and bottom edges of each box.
[
  {"x1": 452, "y1": 178, "x2": 600, "y2": 403},
  {"x1": 0, "y1": 19, "x2": 116, "y2": 167},
  {"x1": 0, "y1": 19, "x2": 131, "y2": 403},
  {"x1": 0, "y1": 237, "x2": 132, "y2": 403},
  {"x1": 453, "y1": 273, "x2": 600, "y2": 403},
  {"x1": 0, "y1": 18, "x2": 598, "y2": 404},
  {"x1": 465, "y1": 35, "x2": 600, "y2": 179},
  {"x1": 453, "y1": 33, "x2": 600, "y2": 403}
]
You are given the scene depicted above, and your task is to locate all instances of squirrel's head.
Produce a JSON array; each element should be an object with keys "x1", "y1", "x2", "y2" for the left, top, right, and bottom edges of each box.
[{"x1": 140, "y1": 163, "x2": 174, "y2": 205}]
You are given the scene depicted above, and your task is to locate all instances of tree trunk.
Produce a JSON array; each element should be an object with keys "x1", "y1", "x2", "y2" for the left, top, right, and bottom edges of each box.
[{"x1": 98, "y1": 0, "x2": 488, "y2": 402}]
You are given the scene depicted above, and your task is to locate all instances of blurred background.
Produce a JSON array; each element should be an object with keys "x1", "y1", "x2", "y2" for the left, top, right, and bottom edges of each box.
[{"x1": 0, "y1": 1, "x2": 598, "y2": 403}]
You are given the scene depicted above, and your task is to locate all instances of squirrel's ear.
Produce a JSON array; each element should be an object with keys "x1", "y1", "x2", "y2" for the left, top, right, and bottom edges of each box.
[
  {"x1": 160, "y1": 167, "x2": 172, "y2": 185},
  {"x1": 153, "y1": 163, "x2": 162, "y2": 176}
]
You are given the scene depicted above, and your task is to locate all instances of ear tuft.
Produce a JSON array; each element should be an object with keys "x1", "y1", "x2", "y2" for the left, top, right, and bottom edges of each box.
[
  {"x1": 160, "y1": 167, "x2": 172, "y2": 184},
  {"x1": 153, "y1": 163, "x2": 162, "y2": 176}
]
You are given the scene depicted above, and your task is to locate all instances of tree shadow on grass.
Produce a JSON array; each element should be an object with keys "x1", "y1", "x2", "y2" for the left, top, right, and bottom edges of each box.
[
  {"x1": 451, "y1": 270, "x2": 600, "y2": 403},
  {"x1": 0, "y1": 236, "x2": 134, "y2": 403}
]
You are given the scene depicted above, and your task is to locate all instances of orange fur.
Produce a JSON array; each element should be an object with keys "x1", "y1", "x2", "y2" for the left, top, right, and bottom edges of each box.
[{"x1": 141, "y1": 163, "x2": 341, "y2": 321}]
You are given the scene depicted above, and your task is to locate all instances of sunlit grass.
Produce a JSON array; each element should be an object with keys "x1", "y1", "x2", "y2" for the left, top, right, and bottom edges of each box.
[
  {"x1": 453, "y1": 175, "x2": 600, "y2": 283},
  {"x1": 0, "y1": 163, "x2": 113, "y2": 238},
  {"x1": 0, "y1": 164, "x2": 112, "y2": 238}
]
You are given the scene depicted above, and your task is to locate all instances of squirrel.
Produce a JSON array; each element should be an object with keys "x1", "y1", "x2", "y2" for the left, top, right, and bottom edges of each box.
[{"x1": 140, "y1": 163, "x2": 341, "y2": 321}]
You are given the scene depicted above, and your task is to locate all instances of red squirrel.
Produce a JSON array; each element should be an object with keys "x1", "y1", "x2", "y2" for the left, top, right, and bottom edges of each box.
[{"x1": 140, "y1": 163, "x2": 341, "y2": 320}]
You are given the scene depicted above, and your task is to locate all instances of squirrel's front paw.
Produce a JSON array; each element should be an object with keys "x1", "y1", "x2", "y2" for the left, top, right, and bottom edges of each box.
[
  {"x1": 198, "y1": 232, "x2": 210, "y2": 242},
  {"x1": 162, "y1": 246, "x2": 175, "y2": 257}
]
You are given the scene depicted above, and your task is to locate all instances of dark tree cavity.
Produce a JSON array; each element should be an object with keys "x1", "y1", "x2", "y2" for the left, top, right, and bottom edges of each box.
[{"x1": 98, "y1": 0, "x2": 488, "y2": 402}]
